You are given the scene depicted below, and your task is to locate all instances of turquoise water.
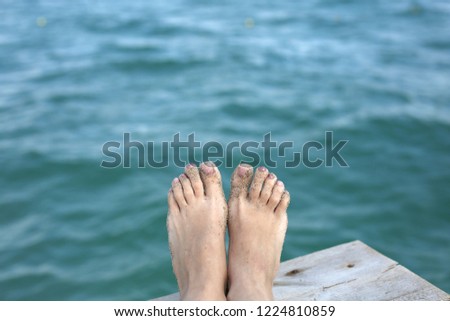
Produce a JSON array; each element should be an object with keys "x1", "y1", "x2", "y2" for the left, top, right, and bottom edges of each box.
[{"x1": 1, "y1": 0, "x2": 450, "y2": 299}]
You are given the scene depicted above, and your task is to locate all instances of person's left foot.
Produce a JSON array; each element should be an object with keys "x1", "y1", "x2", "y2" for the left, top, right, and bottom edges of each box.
[{"x1": 166, "y1": 162, "x2": 228, "y2": 300}]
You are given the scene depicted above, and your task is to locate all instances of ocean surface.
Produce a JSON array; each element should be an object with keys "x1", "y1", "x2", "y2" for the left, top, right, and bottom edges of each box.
[{"x1": 1, "y1": 0, "x2": 450, "y2": 300}]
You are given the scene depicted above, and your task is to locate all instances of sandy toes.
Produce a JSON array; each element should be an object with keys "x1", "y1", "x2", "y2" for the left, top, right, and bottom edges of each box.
[
  {"x1": 227, "y1": 164, "x2": 290, "y2": 300},
  {"x1": 167, "y1": 162, "x2": 228, "y2": 300}
]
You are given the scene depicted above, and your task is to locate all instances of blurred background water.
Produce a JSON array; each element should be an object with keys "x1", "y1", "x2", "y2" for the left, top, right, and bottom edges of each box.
[{"x1": 1, "y1": 0, "x2": 449, "y2": 300}]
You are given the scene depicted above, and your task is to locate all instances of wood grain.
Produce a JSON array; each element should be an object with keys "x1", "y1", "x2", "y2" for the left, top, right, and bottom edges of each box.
[{"x1": 153, "y1": 240, "x2": 449, "y2": 301}]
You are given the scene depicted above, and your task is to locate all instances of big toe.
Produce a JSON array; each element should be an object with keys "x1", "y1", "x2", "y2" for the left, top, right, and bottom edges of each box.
[
  {"x1": 199, "y1": 161, "x2": 224, "y2": 197},
  {"x1": 229, "y1": 163, "x2": 253, "y2": 201}
]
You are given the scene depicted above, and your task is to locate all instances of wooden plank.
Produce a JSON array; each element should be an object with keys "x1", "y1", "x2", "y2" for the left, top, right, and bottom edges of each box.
[
  {"x1": 153, "y1": 240, "x2": 449, "y2": 301},
  {"x1": 274, "y1": 240, "x2": 448, "y2": 300}
]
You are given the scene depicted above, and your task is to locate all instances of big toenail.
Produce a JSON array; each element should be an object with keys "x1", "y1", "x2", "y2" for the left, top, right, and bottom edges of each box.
[
  {"x1": 205, "y1": 161, "x2": 216, "y2": 167},
  {"x1": 201, "y1": 162, "x2": 214, "y2": 175},
  {"x1": 238, "y1": 164, "x2": 251, "y2": 177},
  {"x1": 258, "y1": 166, "x2": 267, "y2": 172}
]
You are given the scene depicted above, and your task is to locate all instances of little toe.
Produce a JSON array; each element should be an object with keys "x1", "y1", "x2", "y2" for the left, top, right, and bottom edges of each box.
[
  {"x1": 184, "y1": 164, "x2": 204, "y2": 197},
  {"x1": 172, "y1": 177, "x2": 187, "y2": 208},
  {"x1": 259, "y1": 173, "x2": 277, "y2": 203},
  {"x1": 199, "y1": 161, "x2": 223, "y2": 197},
  {"x1": 267, "y1": 180, "x2": 285, "y2": 210},
  {"x1": 229, "y1": 163, "x2": 253, "y2": 201},
  {"x1": 275, "y1": 191, "x2": 291, "y2": 215},
  {"x1": 249, "y1": 166, "x2": 269, "y2": 200},
  {"x1": 179, "y1": 173, "x2": 195, "y2": 204}
]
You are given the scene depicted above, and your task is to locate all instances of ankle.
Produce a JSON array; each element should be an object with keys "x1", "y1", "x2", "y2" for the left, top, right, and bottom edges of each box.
[
  {"x1": 181, "y1": 287, "x2": 227, "y2": 301},
  {"x1": 180, "y1": 279, "x2": 227, "y2": 301},
  {"x1": 227, "y1": 282, "x2": 273, "y2": 301}
]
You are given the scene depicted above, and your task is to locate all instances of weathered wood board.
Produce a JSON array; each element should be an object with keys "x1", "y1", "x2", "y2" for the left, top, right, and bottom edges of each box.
[{"x1": 154, "y1": 240, "x2": 449, "y2": 301}]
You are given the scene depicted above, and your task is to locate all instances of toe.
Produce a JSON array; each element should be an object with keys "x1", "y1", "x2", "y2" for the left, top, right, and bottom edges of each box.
[
  {"x1": 199, "y1": 161, "x2": 223, "y2": 197},
  {"x1": 259, "y1": 173, "x2": 277, "y2": 203},
  {"x1": 185, "y1": 164, "x2": 204, "y2": 197},
  {"x1": 167, "y1": 188, "x2": 180, "y2": 214},
  {"x1": 179, "y1": 173, "x2": 195, "y2": 204},
  {"x1": 229, "y1": 163, "x2": 253, "y2": 200},
  {"x1": 275, "y1": 191, "x2": 290, "y2": 215},
  {"x1": 267, "y1": 180, "x2": 285, "y2": 210},
  {"x1": 172, "y1": 178, "x2": 187, "y2": 207},
  {"x1": 249, "y1": 166, "x2": 269, "y2": 200}
]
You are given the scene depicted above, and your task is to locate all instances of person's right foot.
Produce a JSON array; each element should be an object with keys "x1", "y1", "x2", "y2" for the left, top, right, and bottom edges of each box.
[
  {"x1": 167, "y1": 162, "x2": 228, "y2": 300},
  {"x1": 227, "y1": 164, "x2": 290, "y2": 300}
]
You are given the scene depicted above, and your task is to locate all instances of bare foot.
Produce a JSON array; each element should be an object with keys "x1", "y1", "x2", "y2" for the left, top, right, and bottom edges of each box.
[
  {"x1": 227, "y1": 164, "x2": 290, "y2": 300},
  {"x1": 166, "y1": 162, "x2": 228, "y2": 300}
]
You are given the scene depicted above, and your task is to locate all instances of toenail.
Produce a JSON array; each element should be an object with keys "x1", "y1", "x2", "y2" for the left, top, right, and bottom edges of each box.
[
  {"x1": 258, "y1": 166, "x2": 267, "y2": 172},
  {"x1": 201, "y1": 162, "x2": 215, "y2": 175},
  {"x1": 186, "y1": 163, "x2": 195, "y2": 169},
  {"x1": 277, "y1": 180, "x2": 284, "y2": 187},
  {"x1": 205, "y1": 161, "x2": 216, "y2": 167},
  {"x1": 238, "y1": 164, "x2": 252, "y2": 177},
  {"x1": 179, "y1": 174, "x2": 185, "y2": 179},
  {"x1": 268, "y1": 173, "x2": 275, "y2": 179}
]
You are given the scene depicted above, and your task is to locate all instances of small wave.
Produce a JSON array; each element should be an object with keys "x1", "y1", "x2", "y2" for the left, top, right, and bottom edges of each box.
[
  {"x1": 102, "y1": 38, "x2": 162, "y2": 53},
  {"x1": 109, "y1": 57, "x2": 209, "y2": 72},
  {"x1": 45, "y1": 91, "x2": 98, "y2": 104},
  {"x1": 424, "y1": 40, "x2": 450, "y2": 51},
  {"x1": 82, "y1": 16, "x2": 145, "y2": 34}
]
